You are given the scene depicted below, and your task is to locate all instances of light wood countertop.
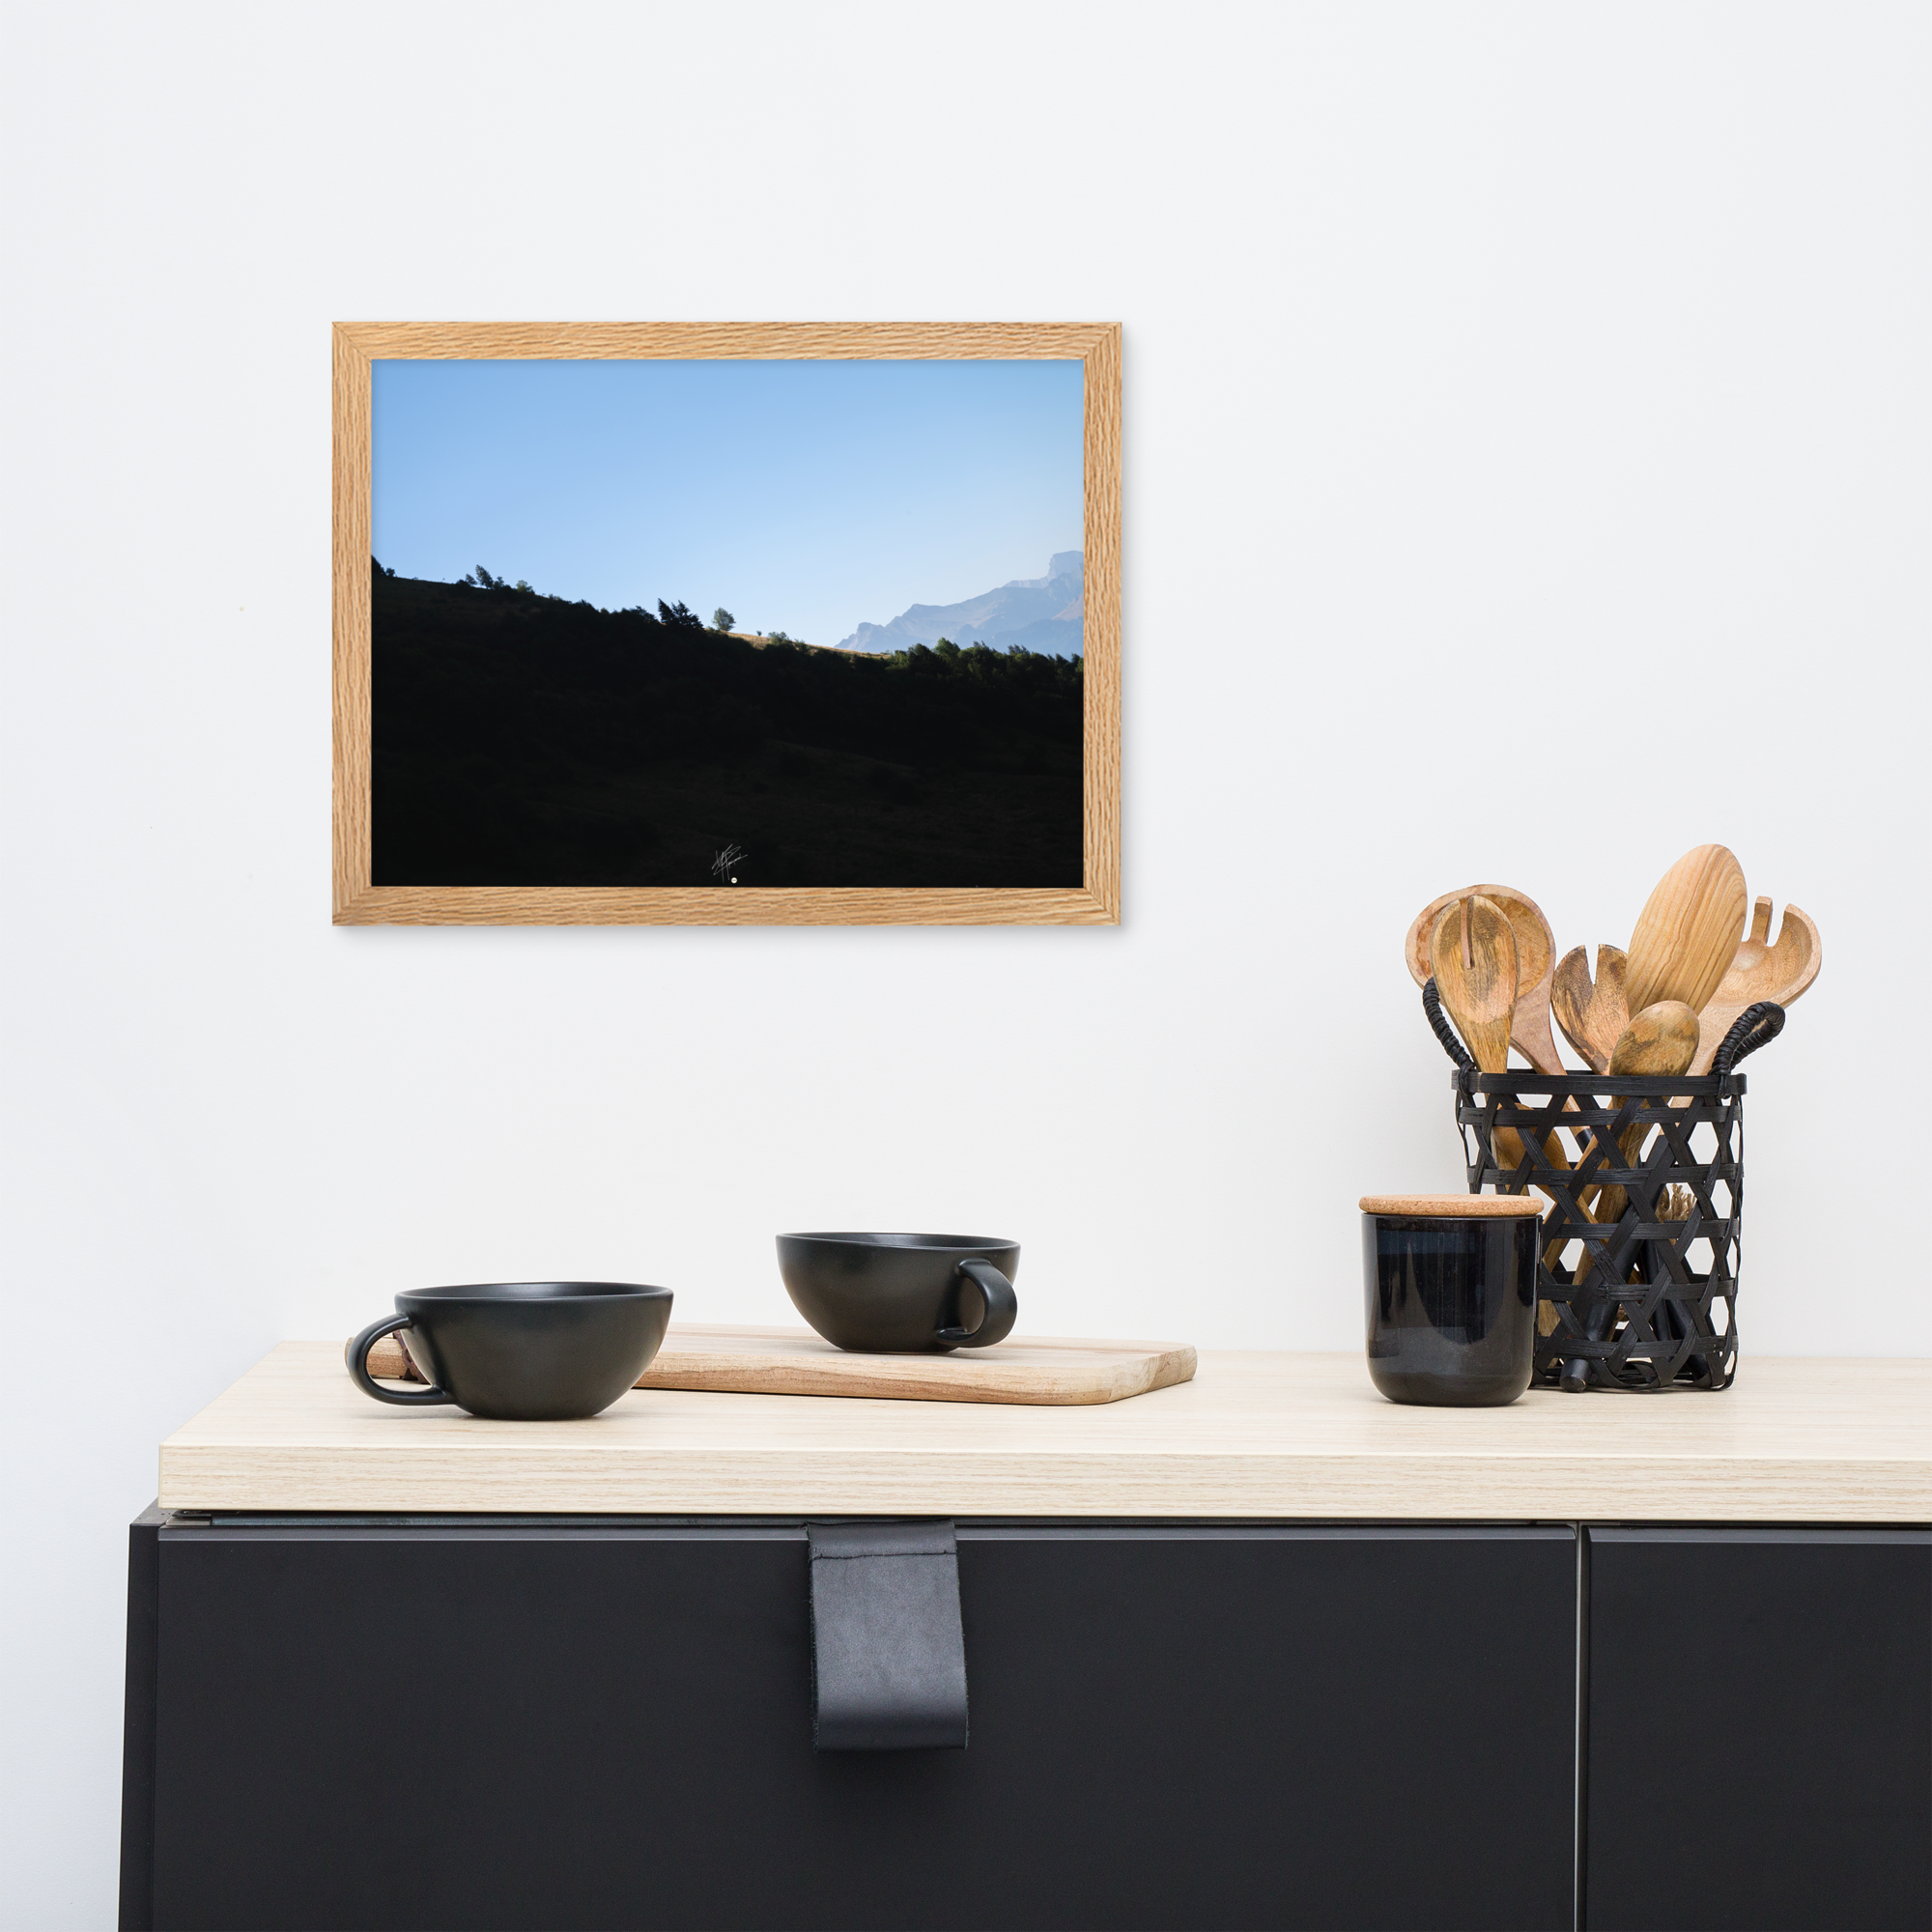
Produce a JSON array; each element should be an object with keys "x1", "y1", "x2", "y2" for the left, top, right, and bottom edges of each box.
[{"x1": 157, "y1": 1342, "x2": 1932, "y2": 1521}]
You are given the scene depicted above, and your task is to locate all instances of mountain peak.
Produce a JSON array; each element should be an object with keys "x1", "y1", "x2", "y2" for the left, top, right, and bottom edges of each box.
[
  {"x1": 840, "y1": 553, "x2": 1084, "y2": 657},
  {"x1": 1001, "y1": 551, "x2": 1084, "y2": 592}
]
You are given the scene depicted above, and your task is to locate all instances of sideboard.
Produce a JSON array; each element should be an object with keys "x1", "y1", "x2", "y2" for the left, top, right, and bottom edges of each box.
[{"x1": 120, "y1": 1345, "x2": 1932, "y2": 1932}]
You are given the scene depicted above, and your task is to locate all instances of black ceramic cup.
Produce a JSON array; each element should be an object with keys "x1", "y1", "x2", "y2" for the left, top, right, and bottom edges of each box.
[
  {"x1": 1360, "y1": 1197, "x2": 1541, "y2": 1406},
  {"x1": 345, "y1": 1282, "x2": 673, "y2": 1420},
  {"x1": 776, "y1": 1233, "x2": 1019, "y2": 1353}
]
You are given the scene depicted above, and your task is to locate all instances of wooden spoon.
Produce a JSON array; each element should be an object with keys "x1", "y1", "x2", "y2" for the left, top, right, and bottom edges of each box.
[
  {"x1": 1580, "y1": 1004, "x2": 1702, "y2": 1257},
  {"x1": 1550, "y1": 944, "x2": 1630, "y2": 1076},
  {"x1": 1610, "y1": 1001, "x2": 1700, "y2": 1078},
  {"x1": 1625, "y1": 845, "x2": 1748, "y2": 1018},
  {"x1": 1562, "y1": 1000, "x2": 1701, "y2": 1389},
  {"x1": 1690, "y1": 896, "x2": 1822, "y2": 1073},
  {"x1": 1406, "y1": 884, "x2": 1564, "y2": 1076}
]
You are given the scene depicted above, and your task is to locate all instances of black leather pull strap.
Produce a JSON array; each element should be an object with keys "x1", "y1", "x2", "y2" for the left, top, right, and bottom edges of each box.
[{"x1": 807, "y1": 1520, "x2": 968, "y2": 1751}]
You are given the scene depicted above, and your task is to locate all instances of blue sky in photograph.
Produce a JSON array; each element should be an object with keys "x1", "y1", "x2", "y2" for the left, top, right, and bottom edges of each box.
[{"x1": 371, "y1": 358, "x2": 1083, "y2": 647}]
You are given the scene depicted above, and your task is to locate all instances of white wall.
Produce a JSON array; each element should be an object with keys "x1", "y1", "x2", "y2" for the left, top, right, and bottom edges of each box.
[{"x1": 4, "y1": 2, "x2": 1926, "y2": 1920}]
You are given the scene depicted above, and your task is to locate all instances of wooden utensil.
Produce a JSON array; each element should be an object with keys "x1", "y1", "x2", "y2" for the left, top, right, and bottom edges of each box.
[
  {"x1": 1562, "y1": 1001, "x2": 1702, "y2": 1389},
  {"x1": 1551, "y1": 945, "x2": 1630, "y2": 1076},
  {"x1": 1588, "y1": 1000, "x2": 1702, "y2": 1227},
  {"x1": 1625, "y1": 845, "x2": 1748, "y2": 1018},
  {"x1": 1406, "y1": 883, "x2": 1564, "y2": 1075},
  {"x1": 1611, "y1": 1001, "x2": 1701, "y2": 1075},
  {"x1": 1417, "y1": 886, "x2": 1580, "y2": 1179},
  {"x1": 1431, "y1": 895, "x2": 1573, "y2": 1201},
  {"x1": 1690, "y1": 896, "x2": 1822, "y2": 1073},
  {"x1": 1429, "y1": 896, "x2": 1517, "y2": 1074},
  {"x1": 1652, "y1": 1181, "x2": 1705, "y2": 1380}
]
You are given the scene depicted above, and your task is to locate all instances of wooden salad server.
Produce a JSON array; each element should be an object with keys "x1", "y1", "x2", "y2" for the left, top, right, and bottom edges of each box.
[
  {"x1": 1428, "y1": 896, "x2": 1517, "y2": 1075},
  {"x1": 1412, "y1": 883, "x2": 1586, "y2": 1178},
  {"x1": 1690, "y1": 896, "x2": 1822, "y2": 1073},
  {"x1": 1431, "y1": 895, "x2": 1573, "y2": 1339},
  {"x1": 1551, "y1": 945, "x2": 1630, "y2": 1076},
  {"x1": 1430, "y1": 895, "x2": 1565, "y2": 1176},
  {"x1": 1406, "y1": 883, "x2": 1564, "y2": 1076},
  {"x1": 1625, "y1": 844, "x2": 1748, "y2": 1019}
]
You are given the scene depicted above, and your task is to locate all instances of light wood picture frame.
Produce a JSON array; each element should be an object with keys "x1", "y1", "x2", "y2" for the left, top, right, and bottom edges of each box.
[{"x1": 331, "y1": 322, "x2": 1121, "y2": 924}]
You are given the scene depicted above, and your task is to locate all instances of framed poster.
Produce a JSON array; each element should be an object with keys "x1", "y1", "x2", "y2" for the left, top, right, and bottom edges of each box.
[{"x1": 331, "y1": 323, "x2": 1120, "y2": 924}]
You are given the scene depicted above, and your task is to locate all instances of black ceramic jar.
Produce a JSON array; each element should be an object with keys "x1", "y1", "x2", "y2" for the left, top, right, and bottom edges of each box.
[{"x1": 1360, "y1": 1196, "x2": 1543, "y2": 1406}]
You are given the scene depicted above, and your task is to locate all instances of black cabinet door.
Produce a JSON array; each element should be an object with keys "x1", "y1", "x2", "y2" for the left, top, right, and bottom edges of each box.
[
  {"x1": 1585, "y1": 1527, "x2": 1932, "y2": 1932},
  {"x1": 134, "y1": 1520, "x2": 1576, "y2": 1932}
]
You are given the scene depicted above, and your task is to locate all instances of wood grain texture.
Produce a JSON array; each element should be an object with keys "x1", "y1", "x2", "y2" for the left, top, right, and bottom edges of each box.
[
  {"x1": 334, "y1": 321, "x2": 1117, "y2": 361},
  {"x1": 334, "y1": 886, "x2": 1114, "y2": 926},
  {"x1": 643, "y1": 1325, "x2": 1189, "y2": 1405},
  {"x1": 1577, "y1": 1002, "x2": 1703, "y2": 1239},
  {"x1": 157, "y1": 1344, "x2": 1932, "y2": 1522},
  {"x1": 331, "y1": 325, "x2": 372, "y2": 920},
  {"x1": 1359, "y1": 1195, "x2": 1545, "y2": 1217},
  {"x1": 1690, "y1": 897, "x2": 1822, "y2": 1074},
  {"x1": 365, "y1": 1323, "x2": 1194, "y2": 1406},
  {"x1": 1611, "y1": 1001, "x2": 1701, "y2": 1074},
  {"x1": 1406, "y1": 883, "x2": 1564, "y2": 1076},
  {"x1": 1080, "y1": 323, "x2": 1122, "y2": 923},
  {"x1": 1429, "y1": 896, "x2": 1517, "y2": 1072},
  {"x1": 1625, "y1": 844, "x2": 1748, "y2": 1017},
  {"x1": 1552, "y1": 944, "x2": 1631, "y2": 1075},
  {"x1": 1429, "y1": 895, "x2": 1574, "y2": 1184},
  {"x1": 329, "y1": 321, "x2": 1122, "y2": 926}
]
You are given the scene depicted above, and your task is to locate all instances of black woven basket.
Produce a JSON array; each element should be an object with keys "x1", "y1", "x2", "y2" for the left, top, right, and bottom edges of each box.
[
  {"x1": 1452, "y1": 1068, "x2": 1746, "y2": 1390},
  {"x1": 1418, "y1": 985, "x2": 1785, "y2": 1391}
]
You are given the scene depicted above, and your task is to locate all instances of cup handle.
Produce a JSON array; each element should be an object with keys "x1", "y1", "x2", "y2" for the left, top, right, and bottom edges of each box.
[
  {"x1": 345, "y1": 1315, "x2": 455, "y2": 1406},
  {"x1": 938, "y1": 1259, "x2": 1017, "y2": 1349}
]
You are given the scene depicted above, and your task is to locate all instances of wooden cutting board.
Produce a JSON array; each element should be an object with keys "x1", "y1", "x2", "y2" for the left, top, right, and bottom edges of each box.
[{"x1": 364, "y1": 1322, "x2": 1196, "y2": 1407}]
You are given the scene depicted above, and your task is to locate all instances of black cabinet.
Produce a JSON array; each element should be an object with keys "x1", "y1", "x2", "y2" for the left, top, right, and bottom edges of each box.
[
  {"x1": 128, "y1": 1513, "x2": 1932, "y2": 1930},
  {"x1": 1585, "y1": 1527, "x2": 1932, "y2": 1932},
  {"x1": 121, "y1": 1518, "x2": 1577, "y2": 1932}
]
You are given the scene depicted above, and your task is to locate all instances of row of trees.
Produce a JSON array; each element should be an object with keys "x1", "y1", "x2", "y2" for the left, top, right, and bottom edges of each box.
[
  {"x1": 457, "y1": 564, "x2": 534, "y2": 593},
  {"x1": 886, "y1": 636, "x2": 1081, "y2": 672},
  {"x1": 375, "y1": 562, "x2": 1079, "y2": 674},
  {"x1": 382, "y1": 561, "x2": 749, "y2": 639}
]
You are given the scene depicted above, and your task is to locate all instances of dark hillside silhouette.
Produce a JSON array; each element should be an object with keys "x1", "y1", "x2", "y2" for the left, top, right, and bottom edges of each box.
[{"x1": 372, "y1": 571, "x2": 1084, "y2": 887}]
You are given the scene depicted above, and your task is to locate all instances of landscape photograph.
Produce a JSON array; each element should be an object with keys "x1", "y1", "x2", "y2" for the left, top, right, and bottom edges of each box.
[{"x1": 369, "y1": 356, "x2": 1087, "y2": 889}]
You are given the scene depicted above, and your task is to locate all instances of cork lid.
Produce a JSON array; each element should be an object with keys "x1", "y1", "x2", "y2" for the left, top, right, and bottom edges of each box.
[{"x1": 1359, "y1": 1194, "x2": 1545, "y2": 1217}]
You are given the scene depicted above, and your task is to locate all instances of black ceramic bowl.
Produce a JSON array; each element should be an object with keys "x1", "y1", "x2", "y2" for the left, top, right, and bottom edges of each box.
[
  {"x1": 777, "y1": 1233, "x2": 1019, "y2": 1353},
  {"x1": 345, "y1": 1282, "x2": 673, "y2": 1420},
  {"x1": 1361, "y1": 1199, "x2": 1540, "y2": 1406}
]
